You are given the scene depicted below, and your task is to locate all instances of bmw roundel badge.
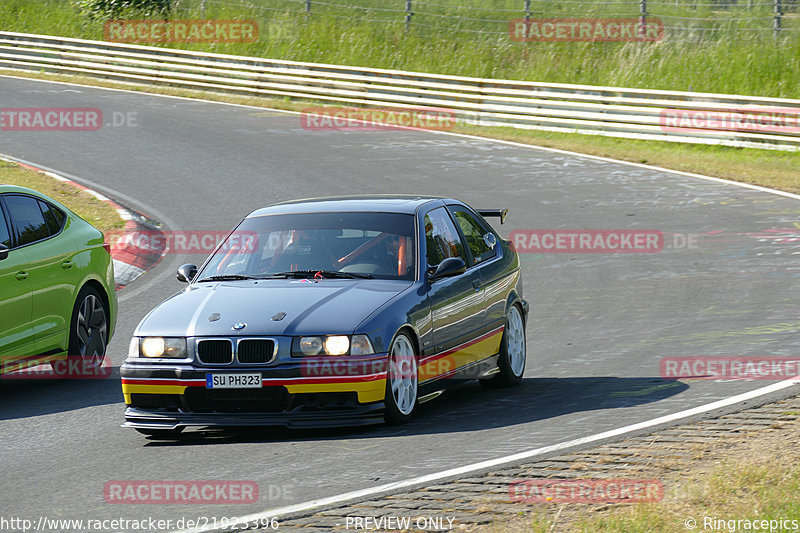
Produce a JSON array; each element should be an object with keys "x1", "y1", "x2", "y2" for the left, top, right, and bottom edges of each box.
[{"x1": 232, "y1": 322, "x2": 247, "y2": 331}]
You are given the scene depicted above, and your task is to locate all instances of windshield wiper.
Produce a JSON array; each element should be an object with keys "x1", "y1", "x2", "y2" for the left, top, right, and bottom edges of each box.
[
  {"x1": 274, "y1": 270, "x2": 373, "y2": 279},
  {"x1": 196, "y1": 274, "x2": 280, "y2": 282}
]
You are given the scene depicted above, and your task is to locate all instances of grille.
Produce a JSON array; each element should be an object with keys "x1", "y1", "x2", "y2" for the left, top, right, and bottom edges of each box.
[
  {"x1": 237, "y1": 339, "x2": 275, "y2": 364},
  {"x1": 197, "y1": 339, "x2": 233, "y2": 364},
  {"x1": 183, "y1": 387, "x2": 289, "y2": 413}
]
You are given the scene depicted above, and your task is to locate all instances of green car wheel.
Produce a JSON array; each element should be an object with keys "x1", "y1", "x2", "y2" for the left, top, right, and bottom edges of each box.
[{"x1": 69, "y1": 285, "x2": 109, "y2": 368}]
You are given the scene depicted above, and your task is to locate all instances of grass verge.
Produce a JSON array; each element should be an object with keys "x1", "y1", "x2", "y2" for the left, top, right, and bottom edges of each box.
[
  {"x1": 2, "y1": 68, "x2": 798, "y2": 195},
  {"x1": 1, "y1": 0, "x2": 799, "y2": 98},
  {"x1": 475, "y1": 413, "x2": 800, "y2": 532},
  {"x1": 0, "y1": 159, "x2": 124, "y2": 235}
]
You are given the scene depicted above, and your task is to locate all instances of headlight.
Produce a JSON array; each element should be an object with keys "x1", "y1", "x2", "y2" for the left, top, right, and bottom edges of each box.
[
  {"x1": 128, "y1": 337, "x2": 140, "y2": 358},
  {"x1": 139, "y1": 337, "x2": 187, "y2": 358},
  {"x1": 350, "y1": 335, "x2": 374, "y2": 356},
  {"x1": 299, "y1": 336, "x2": 323, "y2": 356},
  {"x1": 324, "y1": 335, "x2": 350, "y2": 356},
  {"x1": 292, "y1": 335, "x2": 374, "y2": 356}
]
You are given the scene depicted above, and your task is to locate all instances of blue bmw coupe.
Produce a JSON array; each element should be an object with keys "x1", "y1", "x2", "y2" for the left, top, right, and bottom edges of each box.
[{"x1": 121, "y1": 196, "x2": 527, "y2": 437}]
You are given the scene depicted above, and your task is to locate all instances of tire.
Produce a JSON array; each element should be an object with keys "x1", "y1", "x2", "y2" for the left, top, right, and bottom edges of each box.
[
  {"x1": 67, "y1": 286, "x2": 109, "y2": 369},
  {"x1": 481, "y1": 304, "x2": 526, "y2": 388},
  {"x1": 383, "y1": 332, "x2": 418, "y2": 425},
  {"x1": 135, "y1": 428, "x2": 184, "y2": 439}
]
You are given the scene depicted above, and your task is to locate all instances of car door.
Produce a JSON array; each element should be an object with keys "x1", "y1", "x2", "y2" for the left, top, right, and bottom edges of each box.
[
  {"x1": 0, "y1": 197, "x2": 34, "y2": 370},
  {"x1": 447, "y1": 204, "x2": 506, "y2": 333},
  {"x1": 420, "y1": 206, "x2": 486, "y2": 383},
  {"x1": 3, "y1": 194, "x2": 77, "y2": 355}
]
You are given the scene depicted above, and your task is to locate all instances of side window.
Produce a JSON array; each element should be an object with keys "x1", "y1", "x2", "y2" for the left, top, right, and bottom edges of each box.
[
  {"x1": 39, "y1": 200, "x2": 65, "y2": 235},
  {"x1": 452, "y1": 208, "x2": 496, "y2": 264},
  {"x1": 4, "y1": 194, "x2": 50, "y2": 246},
  {"x1": 424, "y1": 207, "x2": 464, "y2": 267},
  {"x1": 0, "y1": 204, "x2": 11, "y2": 248}
]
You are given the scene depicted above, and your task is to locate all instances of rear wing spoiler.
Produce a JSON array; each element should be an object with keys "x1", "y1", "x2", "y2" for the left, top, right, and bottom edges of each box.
[{"x1": 477, "y1": 208, "x2": 508, "y2": 225}]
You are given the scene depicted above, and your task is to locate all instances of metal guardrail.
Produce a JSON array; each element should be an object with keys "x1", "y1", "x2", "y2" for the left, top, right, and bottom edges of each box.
[{"x1": 1, "y1": 31, "x2": 798, "y2": 150}]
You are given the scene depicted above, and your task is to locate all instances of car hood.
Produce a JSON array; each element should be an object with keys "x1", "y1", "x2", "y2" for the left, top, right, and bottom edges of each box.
[{"x1": 135, "y1": 279, "x2": 413, "y2": 337}]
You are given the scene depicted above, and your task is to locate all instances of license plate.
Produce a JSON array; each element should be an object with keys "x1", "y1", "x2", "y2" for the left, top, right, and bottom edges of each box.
[{"x1": 206, "y1": 373, "x2": 262, "y2": 389}]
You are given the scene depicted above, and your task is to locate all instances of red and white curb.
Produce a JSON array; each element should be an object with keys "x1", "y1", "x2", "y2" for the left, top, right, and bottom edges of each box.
[{"x1": 1, "y1": 157, "x2": 164, "y2": 290}]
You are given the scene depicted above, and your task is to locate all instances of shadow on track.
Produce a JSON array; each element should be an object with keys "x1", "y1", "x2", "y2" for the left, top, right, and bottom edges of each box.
[
  {"x1": 0, "y1": 366, "x2": 123, "y2": 420},
  {"x1": 137, "y1": 376, "x2": 688, "y2": 446}
]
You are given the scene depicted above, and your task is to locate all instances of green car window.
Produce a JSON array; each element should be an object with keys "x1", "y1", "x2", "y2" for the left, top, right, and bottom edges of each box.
[
  {"x1": 0, "y1": 205, "x2": 10, "y2": 248},
  {"x1": 39, "y1": 200, "x2": 65, "y2": 235},
  {"x1": 4, "y1": 194, "x2": 50, "y2": 246}
]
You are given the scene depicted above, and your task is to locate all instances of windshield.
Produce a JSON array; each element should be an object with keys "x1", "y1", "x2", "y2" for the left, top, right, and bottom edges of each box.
[{"x1": 198, "y1": 212, "x2": 416, "y2": 281}]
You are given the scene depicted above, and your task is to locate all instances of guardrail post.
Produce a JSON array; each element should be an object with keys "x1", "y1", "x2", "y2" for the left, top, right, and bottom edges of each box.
[
  {"x1": 524, "y1": 0, "x2": 531, "y2": 21},
  {"x1": 774, "y1": 0, "x2": 782, "y2": 36},
  {"x1": 306, "y1": 0, "x2": 312, "y2": 14},
  {"x1": 639, "y1": 0, "x2": 648, "y2": 40},
  {"x1": 405, "y1": 0, "x2": 413, "y2": 31}
]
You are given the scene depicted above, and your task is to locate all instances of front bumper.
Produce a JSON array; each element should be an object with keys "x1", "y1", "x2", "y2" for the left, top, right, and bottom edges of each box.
[
  {"x1": 122, "y1": 403, "x2": 385, "y2": 430},
  {"x1": 120, "y1": 359, "x2": 388, "y2": 429}
]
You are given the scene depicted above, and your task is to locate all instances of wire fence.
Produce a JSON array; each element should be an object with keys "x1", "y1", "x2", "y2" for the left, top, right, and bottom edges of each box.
[{"x1": 175, "y1": 0, "x2": 799, "y2": 39}]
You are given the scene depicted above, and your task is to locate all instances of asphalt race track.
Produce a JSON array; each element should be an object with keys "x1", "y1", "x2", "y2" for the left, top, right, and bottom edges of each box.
[{"x1": 1, "y1": 75, "x2": 799, "y2": 528}]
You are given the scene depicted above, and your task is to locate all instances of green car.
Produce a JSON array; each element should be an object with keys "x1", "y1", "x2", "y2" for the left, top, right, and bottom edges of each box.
[{"x1": 0, "y1": 185, "x2": 117, "y2": 376}]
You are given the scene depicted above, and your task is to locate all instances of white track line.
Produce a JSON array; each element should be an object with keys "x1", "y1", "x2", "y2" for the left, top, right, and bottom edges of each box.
[
  {"x1": 182, "y1": 379, "x2": 798, "y2": 532},
  {"x1": 2, "y1": 73, "x2": 799, "y2": 532}
]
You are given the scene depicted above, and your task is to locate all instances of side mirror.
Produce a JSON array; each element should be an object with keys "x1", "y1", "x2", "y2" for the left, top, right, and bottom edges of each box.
[
  {"x1": 428, "y1": 257, "x2": 466, "y2": 281},
  {"x1": 0, "y1": 244, "x2": 8, "y2": 261},
  {"x1": 176, "y1": 263, "x2": 198, "y2": 283}
]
